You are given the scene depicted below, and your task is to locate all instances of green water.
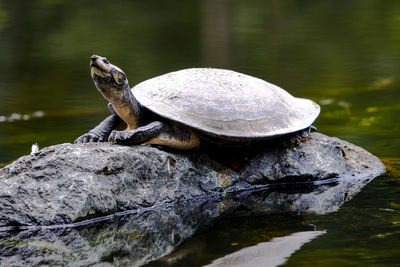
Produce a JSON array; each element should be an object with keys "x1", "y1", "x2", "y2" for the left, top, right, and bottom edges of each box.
[{"x1": 0, "y1": 0, "x2": 399, "y2": 266}]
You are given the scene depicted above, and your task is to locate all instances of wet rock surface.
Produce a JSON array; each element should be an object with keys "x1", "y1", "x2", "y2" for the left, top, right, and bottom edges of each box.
[{"x1": 0, "y1": 133, "x2": 384, "y2": 228}]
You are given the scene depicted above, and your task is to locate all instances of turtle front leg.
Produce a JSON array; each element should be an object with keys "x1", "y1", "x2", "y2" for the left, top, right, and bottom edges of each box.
[
  {"x1": 74, "y1": 114, "x2": 124, "y2": 143},
  {"x1": 109, "y1": 121, "x2": 200, "y2": 150},
  {"x1": 109, "y1": 121, "x2": 164, "y2": 145}
]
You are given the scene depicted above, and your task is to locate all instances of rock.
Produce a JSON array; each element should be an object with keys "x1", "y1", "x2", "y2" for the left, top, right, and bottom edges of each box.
[
  {"x1": 0, "y1": 133, "x2": 385, "y2": 266},
  {"x1": 0, "y1": 133, "x2": 385, "y2": 227},
  {"x1": 242, "y1": 133, "x2": 378, "y2": 183}
]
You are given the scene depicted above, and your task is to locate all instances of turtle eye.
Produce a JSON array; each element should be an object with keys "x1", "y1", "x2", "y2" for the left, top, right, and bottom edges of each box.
[{"x1": 112, "y1": 70, "x2": 126, "y2": 85}]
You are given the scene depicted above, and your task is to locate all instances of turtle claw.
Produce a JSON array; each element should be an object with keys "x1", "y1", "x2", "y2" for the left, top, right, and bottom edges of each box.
[
  {"x1": 108, "y1": 121, "x2": 163, "y2": 145},
  {"x1": 74, "y1": 132, "x2": 105, "y2": 144},
  {"x1": 108, "y1": 130, "x2": 129, "y2": 144},
  {"x1": 108, "y1": 129, "x2": 150, "y2": 145}
]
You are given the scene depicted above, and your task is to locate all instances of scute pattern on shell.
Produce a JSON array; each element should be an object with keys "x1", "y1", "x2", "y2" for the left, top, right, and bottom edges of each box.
[{"x1": 133, "y1": 68, "x2": 320, "y2": 138}]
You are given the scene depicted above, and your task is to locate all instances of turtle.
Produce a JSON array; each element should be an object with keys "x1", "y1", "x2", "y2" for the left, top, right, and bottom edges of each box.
[{"x1": 74, "y1": 55, "x2": 320, "y2": 149}]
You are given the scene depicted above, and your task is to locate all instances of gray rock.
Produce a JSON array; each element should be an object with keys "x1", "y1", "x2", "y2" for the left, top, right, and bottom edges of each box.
[
  {"x1": 0, "y1": 133, "x2": 386, "y2": 266},
  {"x1": 0, "y1": 133, "x2": 384, "y2": 227}
]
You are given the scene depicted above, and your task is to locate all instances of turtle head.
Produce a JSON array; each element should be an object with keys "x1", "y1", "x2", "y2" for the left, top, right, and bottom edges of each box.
[
  {"x1": 90, "y1": 55, "x2": 141, "y2": 129},
  {"x1": 90, "y1": 55, "x2": 130, "y2": 101}
]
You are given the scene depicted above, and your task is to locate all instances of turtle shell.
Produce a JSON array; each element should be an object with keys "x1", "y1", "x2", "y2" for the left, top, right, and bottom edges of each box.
[{"x1": 133, "y1": 68, "x2": 320, "y2": 139}]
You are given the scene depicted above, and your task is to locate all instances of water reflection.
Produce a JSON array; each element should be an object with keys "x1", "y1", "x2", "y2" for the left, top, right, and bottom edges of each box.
[
  {"x1": 203, "y1": 231, "x2": 325, "y2": 267},
  {"x1": 0, "y1": 171, "x2": 376, "y2": 266},
  {"x1": 0, "y1": 110, "x2": 44, "y2": 123},
  {"x1": 0, "y1": 198, "x2": 317, "y2": 267},
  {"x1": 0, "y1": 203, "x2": 206, "y2": 266}
]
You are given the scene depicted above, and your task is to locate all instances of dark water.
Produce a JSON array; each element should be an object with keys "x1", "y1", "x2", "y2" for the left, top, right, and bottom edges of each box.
[{"x1": 0, "y1": 0, "x2": 399, "y2": 266}]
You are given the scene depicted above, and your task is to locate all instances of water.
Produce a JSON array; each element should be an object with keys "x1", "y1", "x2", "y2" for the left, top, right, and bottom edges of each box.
[{"x1": 0, "y1": 0, "x2": 399, "y2": 266}]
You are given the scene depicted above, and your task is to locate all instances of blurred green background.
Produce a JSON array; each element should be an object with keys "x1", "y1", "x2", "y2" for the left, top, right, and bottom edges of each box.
[
  {"x1": 1, "y1": 0, "x2": 399, "y2": 163},
  {"x1": 0, "y1": 0, "x2": 399, "y2": 266}
]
